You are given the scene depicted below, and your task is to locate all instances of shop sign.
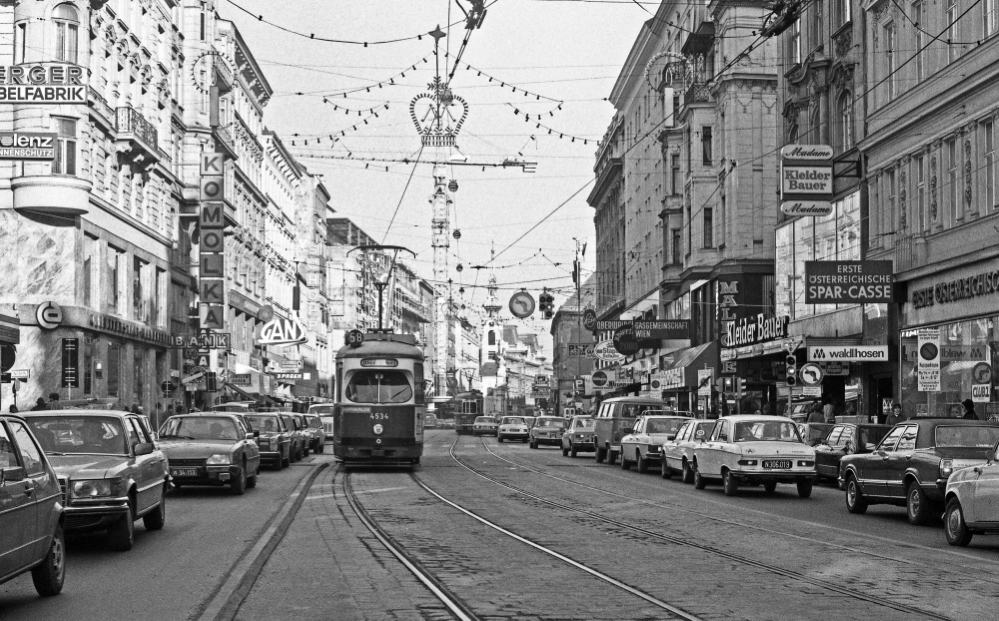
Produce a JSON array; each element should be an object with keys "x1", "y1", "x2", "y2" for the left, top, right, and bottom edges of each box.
[
  {"x1": 917, "y1": 328, "x2": 941, "y2": 392},
  {"x1": 89, "y1": 313, "x2": 173, "y2": 347},
  {"x1": 910, "y1": 266, "x2": 999, "y2": 310},
  {"x1": 61, "y1": 338, "x2": 78, "y2": 388},
  {"x1": 230, "y1": 373, "x2": 252, "y2": 386},
  {"x1": 594, "y1": 320, "x2": 631, "y2": 331},
  {"x1": 273, "y1": 372, "x2": 310, "y2": 381},
  {"x1": 567, "y1": 343, "x2": 597, "y2": 359},
  {"x1": 259, "y1": 316, "x2": 307, "y2": 345},
  {"x1": 721, "y1": 360, "x2": 737, "y2": 375},
  {"x1": 722, "y1": 313, "x2": 789, "y2": 348},
  {"x1": 590, "y1": 369, "x2": 616, "y2": 390},
  {"x1": 249, "y1": 355, "x2": 264, "y2": 372},
  {"x1": 661, "y1": 368, "x2": 684, "y2": 389},
  {"x1": 0, "y1": 132, "x2": 56, "y2": 160},
  {"x1": 171, "y1": 333, "x2": 231, "y2": 349},
  {"x1": 780, "y1": 144, "x2": 833, "y2": 214},
  {"x1": 973, "y1": 384, "x2": 991, "y2": 403},
  {"x1": 808, "y1": 345, "x2": 888, "y2": 362},
  {"x1": 720, "y1": 348, "x2": 736, "y2": 361},
  {"x1": 780, "y1": 201, "x2": 833, "y2": 217},
  {"x1": 0, "y1": 64, "x2": 86, "y2": 103},
  {"x1": 803, "y1": 261, "x2": 894, "y2": 304},
  {"x1": 612, "y1": 325, "x2": 639, "y2": 356},
  {"x1": 823, "y1": 362, "x2": 850, "y2": 376},
  {"x1": 697, "y1": 369, "x2": 713, "y2": 396},
  {"x1": 594, "y1": 340, "x2": 625, "y2": 362},
  {"x1": 631, "y1": 320, "x2": 690, "y2": 340}
]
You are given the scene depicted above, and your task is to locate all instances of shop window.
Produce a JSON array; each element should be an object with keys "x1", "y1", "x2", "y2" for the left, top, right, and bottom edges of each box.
[
  {"x1": 107, "y1": 342, "x2": 121, "y2": 397},
  {"x1": 83, "y1": 337, "x2": 93, "y2": 395},
  {"x1": 53, "y1": 3, "x2": 79, "y2": 64}
]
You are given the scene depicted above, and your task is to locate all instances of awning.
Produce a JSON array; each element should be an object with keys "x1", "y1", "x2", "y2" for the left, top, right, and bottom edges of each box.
[
  {"x1": 658, "y1": 341, "x2": 718, "y2": 391},
  {"x1": 224, "y1": 381, "x2": 256, "y2": 401}
]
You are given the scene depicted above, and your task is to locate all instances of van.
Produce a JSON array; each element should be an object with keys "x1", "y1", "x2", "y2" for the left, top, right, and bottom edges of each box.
[{"x1": 593, "y1": 397, "x2": 678, "y2": 465}]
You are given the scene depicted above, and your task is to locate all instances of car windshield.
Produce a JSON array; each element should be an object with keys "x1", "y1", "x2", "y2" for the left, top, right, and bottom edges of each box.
[
  {"x1": 309, "y1": 405, "x2": 336, "y2": 415},
  {"x1": 733, "y1": 421, "x2": 803, "y2": 443},
  {"x1": 27, "y1": 416, "x2": 128, "y2": 455},
  {"x1": 619, "y1": 404, "x2": 660, "y2": 418},
  {"x1": 502, "y1": 417, "x2": 525, "y2": 425},
  {"x1": 246, "y1": 415, "x2": 282, "y2": 433},
  {"x1": 474, "y1": 416, "x2": 497, "y2": 424},
  {"x1": 161, "y1": 417, "x2": 240, "y2": 441},
  {"x1": 859, "y1": 426, "x2": 890, "y2": 447},
  {"x1": 537, "y1": 418, "x2": 566, "y2": 428},
  {"x1": 646, "y1": 419, "x2": 685, "y2": 434},
  {"x1": 304, "y1": 416, "x2": 322, "y2": 428},
  {"x1": 935, "y1": 426, "x2": 999, "y2": 448},
  {"x1": 345, "y1": 370, "x2": 413, "y2": 404},
  {"x1": 574, "y1": 418, "x2": 595, "y2": 429}
]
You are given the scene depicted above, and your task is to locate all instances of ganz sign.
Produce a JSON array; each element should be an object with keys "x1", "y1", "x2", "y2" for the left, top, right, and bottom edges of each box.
[{"x1": 258, "y1": 317, "x2": 307, "y2": 345}]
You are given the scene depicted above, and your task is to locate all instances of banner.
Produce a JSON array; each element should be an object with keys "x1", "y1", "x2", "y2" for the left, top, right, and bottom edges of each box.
[{"x1": 917, "y1": 328, "x2": 941, "y2": 392}]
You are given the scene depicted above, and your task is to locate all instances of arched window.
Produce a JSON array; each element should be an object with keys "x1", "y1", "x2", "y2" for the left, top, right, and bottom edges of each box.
[
  {"x1": 788, "y1": 122, "x2": 799, "y2": 145},
  {"x1": 53, "y1": 3, "x2": 79, "y2": 64},
  {"x1": 488, "y1": 330, "x2": 495, "y2": 346},
  {"x1": 839, "y1": 92, "x2": 854, "y2": 151}
]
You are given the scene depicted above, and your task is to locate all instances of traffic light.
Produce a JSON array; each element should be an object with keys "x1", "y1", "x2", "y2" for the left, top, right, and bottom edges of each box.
[
  {"x1": 739, "y1": 378, "x2": 747, "y2": 393},
  {"x1": 785, "y1": 355, "x2": 797, "y2": 386},
  {"x1": 538, "y1": 292, "x2": 554, "y2": 319},
  {"x1": 205, "y1": 371, "x2": 218, "y2": 391}
]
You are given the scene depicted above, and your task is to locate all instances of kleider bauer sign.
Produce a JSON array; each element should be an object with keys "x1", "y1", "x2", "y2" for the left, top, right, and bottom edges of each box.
[
  {"x1": 0, "y1": 132, "x2": 56, "y2": 159},
  {"x1": 0, "y1": 64, "x2": 86, "y2": 103},
  {"x1": 804, "y1": 261, "x2": 894, "y2": 304},
  {"x1": 780, "y1": 144, "x2": 833, "y2": 216}
]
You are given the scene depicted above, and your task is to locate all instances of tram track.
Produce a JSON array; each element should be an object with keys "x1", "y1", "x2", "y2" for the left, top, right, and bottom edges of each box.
[{"x1": 450, "y1": 437, "x2": 957, "y2": 621}]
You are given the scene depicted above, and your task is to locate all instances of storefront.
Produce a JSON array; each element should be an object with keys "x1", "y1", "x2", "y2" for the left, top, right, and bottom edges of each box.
[
  {"x1": 899, "y1": 258, "x2": 999, "y2": 420},
  {"x1": 656, "y1": 341, "x2": 717, "y2": 415}
]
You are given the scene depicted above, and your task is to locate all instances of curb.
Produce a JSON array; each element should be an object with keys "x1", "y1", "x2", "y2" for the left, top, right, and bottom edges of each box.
[{"x1": 195, "y1": 461, "x2": 330, "y2": 621}]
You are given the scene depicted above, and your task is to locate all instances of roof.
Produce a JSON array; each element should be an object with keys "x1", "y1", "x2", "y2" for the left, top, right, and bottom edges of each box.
[
  {"x1": 721, "y1": 415, "x2": 798, "y2": 422},
  {"x1": 23, "y1": 409, "x2": 132, "y2": 417},
  {"x1": 601, "y1": 396, "x2": 667, "y2": 404}
]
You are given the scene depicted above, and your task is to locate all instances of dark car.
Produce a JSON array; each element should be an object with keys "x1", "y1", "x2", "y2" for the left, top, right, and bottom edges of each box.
[
  {"x1": 1, "y1": 413, "x2": 65, "y2": 596},
  {"x1": 813, "y1": 423, "x2": 892, "y2": 481},
  {"x1": 592, "y1": 397, "x2": 670, "y2": 465},
  {"x1": 158, "y1": 414, "x2": 261, "y2": 495},
  {"x1": 840, "y1": 418, "x2": 999, "y2": 524},
  {"x1": 245, "y1": 413, "x2": 292, "y2": 470},
  {"x1": 280, "y1": 414, "x2": 308, "y2": 461}
]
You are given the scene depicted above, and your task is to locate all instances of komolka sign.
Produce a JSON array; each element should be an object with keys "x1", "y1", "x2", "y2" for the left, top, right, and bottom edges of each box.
[
  {"x1": 0, "y1": 64, "x2": 86, "y2": 104},
  {"x1": 258, "y1": 316, "x2": 308, "y2": 346}
]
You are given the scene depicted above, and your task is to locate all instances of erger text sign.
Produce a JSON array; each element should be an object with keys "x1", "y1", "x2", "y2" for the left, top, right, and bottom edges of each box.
[
  {"x1": 804, "y1": 261, "x2": 894, "y2": 304},
  {"x1": 0, "y1": 64, "x2": 86, "y2": 104},
  {"x1": 0, "y1": 132, "x2": 56, "y2": 160}
]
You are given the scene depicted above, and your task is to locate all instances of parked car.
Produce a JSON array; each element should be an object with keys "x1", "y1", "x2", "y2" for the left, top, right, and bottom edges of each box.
[
  {"x1": 620, "y1": 415, "x2": 693, "y2": 473},
  {"x1": 661, "y1": 419, "x2": 715, "y2": 482},
  {"x1": 693, "y1": 415, "x2": 817, "y2": 497},
  {"x1": 943, "y1": 438, "x2": 999, "y2": 546},
  {"x1": 530, "y1": 416, "x2": 568, "y2": 449},
  {"x1": 24, "y1": 410, "x2": 168, "y2": 552},
  {"x1": 472, "y1": 416, "x2": 499, "y2": 437},
  {"x1": 561, "y1": 416, "x2": 596, "y2": 457},
  {"x1": 245, "y1": 413, "x2": 292, "y2": 470},
  {"x1": 158, "y1": 414, "x2": 261, "y2": 496},
  {"x1": 307, "y1": 404, "x2": 336, "y2": 446},
  {"x1": 497, "y1": 416, "x2": 530, "y2": 443},
  {"x1": 0, "y1": 413, "x2": 65, "y2": 596},
  {"x1": 796, "y1": 422, "x2": 835, "y2": 447},
  {"x1": 424, "y1": 413, "x2": 439, "y2": 429},
  {"x1": 840, "y1": 418, "x2": 999, "y2": 524},
  {"x1": 300, "y1": 414, "x2": 325, "y2": 453},
  {"x1": 593, "y1": 397, "x2": 671, "y2": 465},
  {"x1": 280, "y1": 414, "x2": 308, "y2": 460},
  {"x1": 522, "y1": 416, "x2": 537, "y2": 430},
  {"x1": 813, "y1": 423, "x2": 892, "y2": 481}
]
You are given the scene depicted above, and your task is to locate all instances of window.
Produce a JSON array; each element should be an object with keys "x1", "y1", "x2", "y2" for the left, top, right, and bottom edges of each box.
[
  {"x1": 878, "y1": 425, "x2": 905, "y2": 451},
  {"x1": 345, "y1": 370, "x2": 413, "y2": 404},
  {"x1": 199, "y1": 7, "x2": 207, "y2": 41},
  {"x1": 671, "y1": 228, "x2": 681, "y2": 265},
  {"x1": 714, "y1": 421, "x2": 730, "y2": 442},
  {"x1": 701, "y1": 126, "x2": 712, "y2": 165},
  {"x1": 107, "y1": 342, "x2": 120, "y2": 397},
  {"x1": 948, "y1": 138, "x2": 960, "y2": 221},
  {"x1": 839, "y1": 0, "x2": 852, "y2": 24},
  {"x1": 839, "y1": 92, "x2": 854, "y2": 151},
  {"x1": 106, "y1": 245, "x2": 122, "y2": 313},
  {"x1": 887, "y1": 169, "x2": 897, "y2": 235},
  {"x1": 155, "y1": 267, "x2": 167, "y2": 328},
  {"x1": 987, "y1": 0, "x2": 998, "y2": 39},
  {"x1": 985, "y1": 121, "x2": 995, "y2": 211},
  {"x1": 0, "y1": 421, "x2": 19, "y2": 470},
  {"x1": 133, "y1": 257, "x2": 148, "y2": 322},
  {"x1": 82, "y1": 234, "x2": 97, "y2": 307},
  {"x1": 671, "y1": 153, "x2": 681, "y2": 195},
  {"x1": 83, "y1": 337, "x2": 93, "y2": 395},
  {"x1": 948, "y1": 0, "x2": 959, "y2": 63},
  {"x1": 133, "y1": 348, "x2": 144, "y2": 406},
  {"x1": 789, "y1": 19, "x2": 801, "y2": 65},
  {"x1": 913, "y1": 2, "x2": 925, "y2": 80},
  {"x1": 52, "y1": 117, "x2": 77, "y2": 175},
  {"x1": 488, "y1": 330, "x2": 495, "y2": 345},
  {"x1": 15, "y1": 22, "x2": 27, "y2": 64},
  {"x1": 885, "y1": 22, "x2": 897, "y2": 100},
  {"x1": 9, "y1": 421, "x2": 45, "y2": 476},
  {"x1": 915, "y1": 155, "x2": 926, "y2": 231},
  {"x1": 53, "y1": 3, "x2": 79, "y2": 64},
  {"x1": 703, "y1": 207, "x2": 713, "y2": 248}
]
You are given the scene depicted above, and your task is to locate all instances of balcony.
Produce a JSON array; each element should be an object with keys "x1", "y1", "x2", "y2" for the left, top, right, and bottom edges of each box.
[{"x1": 115, "y1": 107, "x2": 160, "y2": 165}]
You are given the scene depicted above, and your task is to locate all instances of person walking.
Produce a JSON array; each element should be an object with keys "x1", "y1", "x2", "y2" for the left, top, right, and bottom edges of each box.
[
  {"x1": 962, "y1": 399, "x2": 980, "y2": 420},
  {"x1": 806, "y1": 402, "x2": 824, "y2": 423},
  {"x1": 886, "y1": 403, "x2": 905, "y2": 426},
  {"x1": 823, "y1": 400, "x2": 837, "y2": 423},
  {"x1": 30, "y1": 397, "x2": 46, "y2": 411}
]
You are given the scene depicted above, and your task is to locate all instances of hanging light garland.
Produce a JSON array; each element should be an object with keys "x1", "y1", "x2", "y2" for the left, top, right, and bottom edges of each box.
[
  {"x1": 287, "y1": 105, "x2": 388, "y2": 145},
  {"x1": 293, "y1": 56, "x2": 432, "y2": 99},
  {"x1": 505, "y1": 104, "x2": 595, "y2": 145},
  {"x1": 442, "y1": 52, "x2": 563, "y2": 105}
]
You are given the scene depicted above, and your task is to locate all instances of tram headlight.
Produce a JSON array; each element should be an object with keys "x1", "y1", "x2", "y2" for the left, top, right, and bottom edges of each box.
[{"x1": 373, "y1": 424, "x2": 384, "y2": 435}]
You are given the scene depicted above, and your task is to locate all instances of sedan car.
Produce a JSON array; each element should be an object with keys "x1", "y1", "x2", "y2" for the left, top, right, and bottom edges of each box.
[
  {"x1": 561, "y1": 416, "x2": 596, "y2": 457},
  {"x1": 308, "y1": 404, "x2": 336, "y2": 446},
  {"x1": 24, "y1": 410, "x2": 168, "y2": 552},
  {"x1": 0, "y1": 413, "x2": 65, "y2": 596},
  {"x1": 301, "y1": 414, "x2": 326, "y2": 453},
  {"x1": 796, "y1": 422, "x2": 835, "y2": 447},
  {"x1": 245, "y1": 413, "x2": 292, "y2": 469},
  {"x1": 943, "y1": 438, "x2": 999, "y2": 546},
  {"x1": 619, "y1": 415, "x2": 692, "y2": 473},
  {"x1": 840, "y1": 419, "x2": 999, "y2": 524},
  {"x1": 661, "y1": 419, "x2": 715, "y2": 482},
  {"x1": 530, "y1": 417, "x2": 568, "y2": 449},
  {"x1": 497, "y1": 416, "x2": 530, "y2": 443},
  {"x1": 158, "y1": 414, "x2": 260, "y2": 495},
  {"x1": 693, "y1": 415, "x2": 817, "y2": 497},
  {"x1": 472, "y1": 416, "x2": 499, "y2": 437},
  {"x1": 813, "y1": 423, "x2": 892, "y2": 481},
  {"x1": 281, "y1": 414, "x2": 309, "y2": 460}
]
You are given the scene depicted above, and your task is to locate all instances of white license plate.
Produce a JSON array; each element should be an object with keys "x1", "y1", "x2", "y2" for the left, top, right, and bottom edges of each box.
[
  {"x1": 762, "y1": 460, "x2": 792, "y2": 469},
  {"x1": 172, "y1": 468, "x2": 198, "y2": 477}
]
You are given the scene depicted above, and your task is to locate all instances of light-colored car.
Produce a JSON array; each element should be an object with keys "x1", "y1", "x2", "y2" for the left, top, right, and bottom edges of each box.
[
  {"x1": 301, "y1": 414, "x2": 326, "y2": 454},
  {"x1": 280, "y1": 414, "x2": 308, "y2": 460},
  {"x1": 561, "y1": 416, "x2": 596, "y2": 457},
  {"x1": 158, "y1": 414, "x2": 261, "y2": 495},
  {"x1": 661, "y1": 419, "x2": 715, "y2": 482},
  {"x1": 424, "y1": 413, "x2": 439, "y2": 429},
  {"x1": 693, "y1": 415, "x2": 817, "y2": 498},
  {"x1": 497, "y1": 416, "x2": 530, "y2": 443},
  {"x1": 943, "y1": 438, "x2": 999, "y2": 546},
  {"x1": 24, "y1": 410, "x2": 169, "y2": 552},
  {"x1": 592, "y1": 397, "x2": 673, "y2": 465},
  {"x1": 0, "y1": 413, "x2": 65, "y2": 596},
  {"x1": 530, "y1": 417, "x2": 568, "y2": 449},
  {"x1": 307, "y1": 404, "x2": 336, "y2": 445},
  {"x1": 472, "y1": 416, "x2": 499, "y2": 437},
  {"x1": 620, "y1": 415, "x2": 693, "y2": 473}
]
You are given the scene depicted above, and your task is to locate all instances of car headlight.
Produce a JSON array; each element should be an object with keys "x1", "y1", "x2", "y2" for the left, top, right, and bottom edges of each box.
[
  {"x1": 207, "y1": 454, "x2": 232, "y2": 465},
  {"x1": 71, "y1": 479, "x2": 114, "y2": 498}
]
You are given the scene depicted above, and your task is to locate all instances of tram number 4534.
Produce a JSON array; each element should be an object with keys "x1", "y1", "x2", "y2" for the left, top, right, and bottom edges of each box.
[{"x1": 370, "y1": 412, "x2": 390, "y2": 420}]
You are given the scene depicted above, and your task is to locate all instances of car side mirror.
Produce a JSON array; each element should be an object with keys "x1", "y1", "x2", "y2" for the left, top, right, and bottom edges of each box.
[
  {"x1": 1, "y1": 466, "x2": 26, "y2": 483},
  {"x1": 245, "y1": 432, "x2": 256, "y2": 440},
  {"x1": 134, "y1": 442, "x2": 154, "y2": 456}
]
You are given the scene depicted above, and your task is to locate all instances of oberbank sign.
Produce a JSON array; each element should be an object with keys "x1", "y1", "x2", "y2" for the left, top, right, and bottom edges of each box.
[{"x1": 808, "y1": 345, "x2": 888, "y2": 362}]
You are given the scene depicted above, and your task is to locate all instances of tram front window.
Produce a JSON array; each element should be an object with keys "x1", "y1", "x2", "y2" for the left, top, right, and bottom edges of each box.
[{"x1": 345, "y1": 370, "x2": 413, "y2": 404}]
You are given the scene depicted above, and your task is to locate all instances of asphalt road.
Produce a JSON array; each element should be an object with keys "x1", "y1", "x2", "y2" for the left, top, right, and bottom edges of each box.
[{"x1": 0, "y1": 458, "x2": 316, "y2": 621}]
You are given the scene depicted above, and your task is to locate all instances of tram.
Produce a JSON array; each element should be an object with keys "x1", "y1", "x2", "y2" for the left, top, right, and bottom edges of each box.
[
  {"x1": 332, "y1": 332, "x2": 426, "y2": 466},
  {"x1": 453, "y1": 390, "x2": 484, "y2": 435}
]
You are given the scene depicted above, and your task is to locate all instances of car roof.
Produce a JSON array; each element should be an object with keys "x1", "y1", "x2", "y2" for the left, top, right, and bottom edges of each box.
[
  {"x1": 601, "y1": 397, "x2": 666, "y2": 404},
  {"x1": 720, "y1": 415, "x2": 797, "y2": 422},
  {"x1": 22, "y1": 409, "x2": 132, "y2": 419},
  {"x1": 168, "y1": 413, "x2": 240, "y2": 421}
]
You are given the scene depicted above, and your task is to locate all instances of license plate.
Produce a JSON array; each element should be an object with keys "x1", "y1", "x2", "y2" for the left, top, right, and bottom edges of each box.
[
  {"x1": 172, "y1": 468, "x2": 198, "y2": 477},
  {"x1": 370, "y1": 449, "x2": 384, "y2": 457},
  {"x1": 762, "y1": 460, "x2": 792, "y2": 469}
]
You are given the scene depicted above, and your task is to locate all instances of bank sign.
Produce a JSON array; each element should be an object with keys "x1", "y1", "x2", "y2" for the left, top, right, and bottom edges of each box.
[
  {"x1": 780, "y1": 145, "x2": 833, "y2": 216},
  {"x1": 804, "y1": 261, "x2": 894, "y2": 304}
]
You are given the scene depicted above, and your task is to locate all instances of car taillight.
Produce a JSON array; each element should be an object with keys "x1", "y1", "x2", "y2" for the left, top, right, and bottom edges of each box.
[
  {"x1": 940, "y1": 459, "x2": 954, "y2": 478},
  {"x1": 737, "y1": 459, "x2": 758, "y2": 466},
  {"x1": 797, "y1": 460, "x2": 814, "y2": 467}
]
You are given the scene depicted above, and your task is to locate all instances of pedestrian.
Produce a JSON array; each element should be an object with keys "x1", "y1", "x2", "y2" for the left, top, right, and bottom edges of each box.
[
  {"x1": 823, "y1": 399, "x2": 836, "y2": 423},
  {"x1": 130, "y1": 403, "x2": 140, "y2": 414},
  {"x1": 962, "y1": 399, "x2": 980, "y2": 420},
  {"x1": 8, "y1": 405, "x2": 17, "y2": 413},
  {"x1": 845, "y1": 402, "x2": 858, "y2": 418},
  {"x1": 886, "y1": 403, "x2": 905, "y2": 426},
  {"x1": 30, "y1": 397, "x2": 46, "y2": 411},
  {"x1": 762, "y1": 403, "x2": 772, "y2": 416},
  {"x1": 806, "y1": 401, "x2": 824, "y2": 423},
  {"x1": 47, "y1": 392, "x2": 59, "y2": 404}
]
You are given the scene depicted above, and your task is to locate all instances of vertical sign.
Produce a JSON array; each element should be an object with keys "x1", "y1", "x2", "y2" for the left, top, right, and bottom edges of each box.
[
  {"x1": 61, "y1": 337, "x2": 79, "y2": 388},
  {"x1": 200, "y1": 153, "x2": 226, "y2": 331},
  {"x1": 697, "y1": 368, "x2": 713, "y2": 396},
  {"x1": 917, "y1": 327, "x2": 941, "y2": 392}
]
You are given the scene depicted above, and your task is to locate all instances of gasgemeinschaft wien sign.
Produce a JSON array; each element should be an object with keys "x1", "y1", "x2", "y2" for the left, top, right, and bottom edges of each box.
[
  {"x1": 0, "y1": 64, "x2": 87, "y2": 104},
  {"x1": 804, "y1": 261, "x2": 894, "y2": 304}
]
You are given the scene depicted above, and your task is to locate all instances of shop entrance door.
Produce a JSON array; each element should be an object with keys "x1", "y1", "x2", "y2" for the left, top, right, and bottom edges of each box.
[{"x1": 870, "y1": 376, "x2": 894, "y2": 424}]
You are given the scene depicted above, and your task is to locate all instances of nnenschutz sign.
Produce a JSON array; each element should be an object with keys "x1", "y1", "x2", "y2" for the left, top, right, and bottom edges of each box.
[{"x1": 0, "y1": 64, "x2": 86, "y2": 104}]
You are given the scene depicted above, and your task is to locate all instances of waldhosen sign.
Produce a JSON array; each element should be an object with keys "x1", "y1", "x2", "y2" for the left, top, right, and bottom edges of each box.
[{"x1": 780, "y1": 144, "x2": 833, "y2": 216}]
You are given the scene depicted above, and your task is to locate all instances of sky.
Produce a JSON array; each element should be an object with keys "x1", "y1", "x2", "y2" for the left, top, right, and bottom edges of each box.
[{"x1": 222, "y1": 0, "x2": 655, "y2": 357}]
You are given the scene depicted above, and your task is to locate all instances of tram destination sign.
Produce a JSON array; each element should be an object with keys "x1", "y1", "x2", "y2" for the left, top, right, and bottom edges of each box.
[{"x1": 804, "y1": 261, "x2": 894, "y2": 304}]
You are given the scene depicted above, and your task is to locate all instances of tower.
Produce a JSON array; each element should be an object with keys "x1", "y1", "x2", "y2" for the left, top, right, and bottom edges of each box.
[{"x1": 430, "y1": 165, "x2": 451, "y2": 397}]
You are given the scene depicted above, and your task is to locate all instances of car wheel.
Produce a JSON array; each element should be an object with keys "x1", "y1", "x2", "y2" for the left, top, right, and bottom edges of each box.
[
  {"x1": 595, "y1": 446, "x2": 606, "y2": 463},
  {"x1": 845, "y1": 474, "x2": 868, "y2": 514},
  {"x1": 107, "y1": 497, "x2": 135, "y2": 552},
  {"x1": 142, "y1": 484, "x2": 168, "y2": 531},
  {"x1": 317, "y1": 443, "x2": 324, "y2": 454},
  {"x1": 570, "y1": 444, "x2": 578, "y2": 458},
  {"x1": 281, "y1": 449, "x2": 291, "y2": 469},
  {"x1": 530, "y1": 439, "x2": 537, "y2": 449},
  {"x1": 660, "y1": 459, "x2": 673, "y2": 479},
  {"x1": 562, "y1": 445, "x2": 569, "y2": 456},
  {"x1": 693, "y1": 466, "x2": 706, "y2": 489},
  {"x1": 231, "y1": 466, "x2": 247, "y2": 496},
  {"x1": 498, "y1": 436, "x2": 504, "y2": 443},
  {"x1": 763, "y1": 481, "x2": 777, "y2": 493},
  {"x1": 31, "y1": 525, "x2": 65, "y2": 596},
  {"x1": 723, "y1": 470, "x2": 739, "y2": 496},
  {"x1": 945, "y1": 497, "x2": 974, "y2": 547},
  {"x1": 303, "y1": 444, "x2": 310, "y2": 457},
  {"x1": 607, "y1": 450, "x2": 618, "y2": 466},
  {"x1": 796, "y1": 479, "x2": 813, "y2": 499},
  {"x1": 620, "y1": 451, "x2": 631, "y2": 470},
  {"x1": 637, "y1": 451, "x2": 650, "y2": 474},
  {"x1": 246, "y1": 466, "x2": 258, "y2": 489},
  {"x1": 906, "y1": 481, "x2": 932, "y2": 525},
  {"x1": 681, "y1": 460, "x2": 694, "y2": 484}
]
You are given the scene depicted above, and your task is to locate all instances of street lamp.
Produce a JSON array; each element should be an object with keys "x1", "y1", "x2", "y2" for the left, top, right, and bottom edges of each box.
[{"x1": 347, "y1": 244, "x2": 415, "y2": 332}]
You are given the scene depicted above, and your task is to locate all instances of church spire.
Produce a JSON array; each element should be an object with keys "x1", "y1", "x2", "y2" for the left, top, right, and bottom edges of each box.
[{"x1": 483, "y1": 240, "x2": 501, "y2": 318}]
